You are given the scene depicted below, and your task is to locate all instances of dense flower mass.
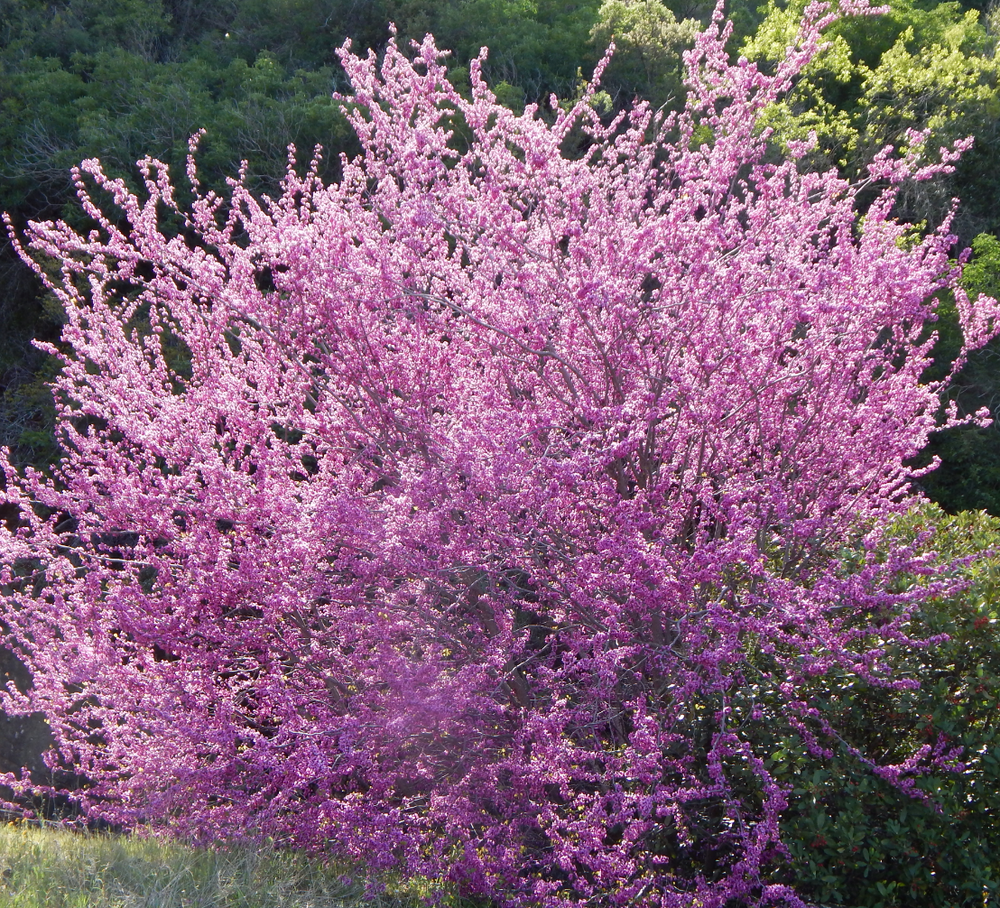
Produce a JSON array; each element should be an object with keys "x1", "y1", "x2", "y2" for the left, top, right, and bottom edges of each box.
[{"x1": 1, "y1": 3, "x2": 997, "y2": 905}]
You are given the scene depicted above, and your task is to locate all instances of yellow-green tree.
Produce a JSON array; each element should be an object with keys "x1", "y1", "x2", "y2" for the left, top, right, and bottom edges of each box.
[{"x1": 743, "y1": 0, "x2": 1000, "y2": 229}]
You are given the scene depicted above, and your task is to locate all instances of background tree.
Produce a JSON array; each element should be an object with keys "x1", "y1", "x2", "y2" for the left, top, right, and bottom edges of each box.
[
  {"x1": 916, "y1": 234, "x2": 1000, "y2": 512},
  {"x1": 589, "y1": 0, "x2": 701, "y2": 111},
  {"x1": 742, "y1": 0, "x2": 1000, "y2": 234}
]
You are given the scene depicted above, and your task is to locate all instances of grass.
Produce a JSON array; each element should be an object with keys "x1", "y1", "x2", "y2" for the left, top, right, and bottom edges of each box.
[{"x1": 0, "y1": 822, "x2": 438, "y2": 908}]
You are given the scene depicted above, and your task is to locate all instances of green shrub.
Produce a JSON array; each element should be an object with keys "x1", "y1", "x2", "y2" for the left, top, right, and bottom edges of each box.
[{"x1": 767, "y1": 506, "x2": 1000, "y2": 907}]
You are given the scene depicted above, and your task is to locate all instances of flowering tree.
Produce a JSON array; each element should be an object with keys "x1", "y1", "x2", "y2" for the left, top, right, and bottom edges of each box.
[{"x1": 1, "y1": 3, "x2": 997, "y2": 905}]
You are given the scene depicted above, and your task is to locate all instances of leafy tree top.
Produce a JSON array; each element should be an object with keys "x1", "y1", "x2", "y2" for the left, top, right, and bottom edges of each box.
[{"x1": 742, "y1": 0, "x2": 1000, "y2": 228}]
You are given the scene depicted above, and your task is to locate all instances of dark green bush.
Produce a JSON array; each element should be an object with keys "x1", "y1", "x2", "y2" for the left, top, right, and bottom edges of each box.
[{"x1": 766, "y1": 506, "x2": 1000, "y2": 907}]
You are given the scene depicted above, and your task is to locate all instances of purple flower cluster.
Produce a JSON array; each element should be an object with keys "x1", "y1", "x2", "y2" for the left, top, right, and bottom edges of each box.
[{"x1": 1, "y1": 3, "x2": 996, "y2": 905}]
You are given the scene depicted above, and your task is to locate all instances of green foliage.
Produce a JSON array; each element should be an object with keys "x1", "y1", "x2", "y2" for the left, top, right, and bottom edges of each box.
[
  {"x1": 0, "y1": 357, "x2": 61, "y2": 469},
  {"x1": 742, "y1": 0, "x2": 1000, "y2": 227},
  {"x1": 0, "y1": 0, "x2": 172, "y2": 62},
  {"x1": 920, "y1": 233, "x2": 1000, "y2": 514},
  {"x1": 962, "y1": 232, "x2": 1000, "y2": 300},
  {"x1": 0, "y1": 42, "x2": 349, "y2": 215},
  {"x1": 764, "y1": 505, "x2": 1000, "y2": 905},
  {"x1": 429, "y1": 0, "x2": 602, "y2": 102},
  {"x1": 590, "y1": 0, "x2": 700, "y2": 110}
]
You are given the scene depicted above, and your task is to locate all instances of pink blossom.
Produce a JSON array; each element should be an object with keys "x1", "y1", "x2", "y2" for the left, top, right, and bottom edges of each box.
[{"x1": 1, "y1": 4, "x2": 996, "y2": 906}]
